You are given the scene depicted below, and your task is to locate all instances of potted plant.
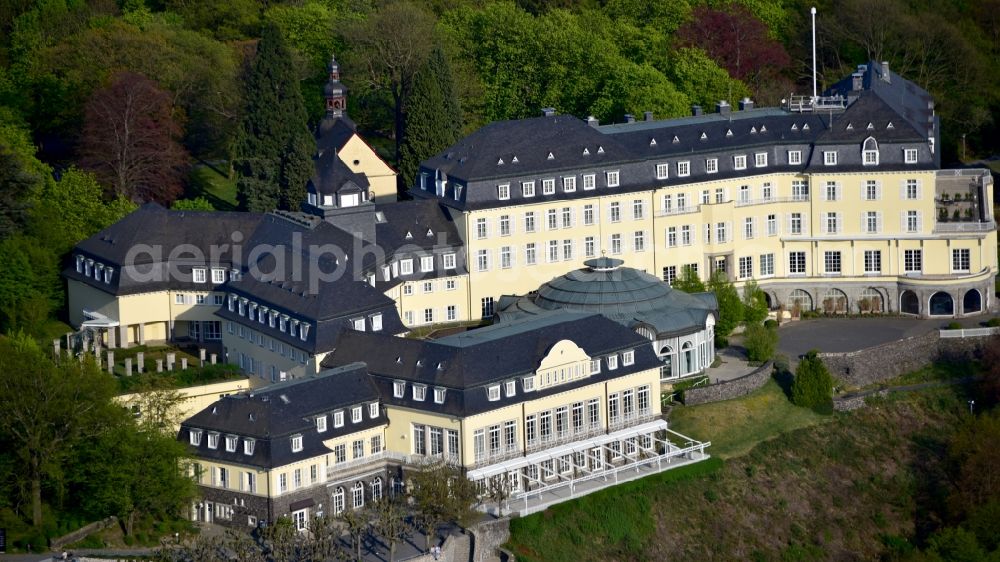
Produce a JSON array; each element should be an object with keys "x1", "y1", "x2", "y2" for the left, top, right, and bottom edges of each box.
[
  {"x1": 965, "y1": 208, "x2": 974, "y2": 220},
  {"x1": 939, "y1": 207, "x2": 948, "y2": 221},
  {"x1": 953, "y1": 209, "x2": 962, "y2": 221},
  {"x1": 859, "y1": 297, "x2": 871, "y2": 314}
]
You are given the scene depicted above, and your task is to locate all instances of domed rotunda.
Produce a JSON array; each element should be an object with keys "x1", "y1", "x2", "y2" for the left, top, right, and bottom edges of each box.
[{"x1": 497, "y1": 258, "x2": 718, "y2": 380}]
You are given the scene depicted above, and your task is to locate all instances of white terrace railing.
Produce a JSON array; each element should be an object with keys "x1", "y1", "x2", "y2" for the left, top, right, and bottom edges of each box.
[{"x1": 939, "y1": 327, "x2": 1000, "y2": 338}]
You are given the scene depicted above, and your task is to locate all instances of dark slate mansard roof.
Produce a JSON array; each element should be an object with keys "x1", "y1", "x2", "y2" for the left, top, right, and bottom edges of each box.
[
  {"x1": 64, "y1": 203, "x2": 264, "y2": 296},
  {"x1": 179, "y1": 363, "x2": 382, "y2": 469},
  {"x1": 412, "y1": 61, "x2": 939, "y2": 211},
  {"x1": 322, "y1": 310, "x2": 661, "y2": 417}
]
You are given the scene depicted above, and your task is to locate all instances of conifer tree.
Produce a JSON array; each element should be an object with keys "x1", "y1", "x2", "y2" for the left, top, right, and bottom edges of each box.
[
  {"x1": 232, "y1": 24, "x2": 315, "y2": 212},
  {"x1": 399, "y1": 47, "x2": 463, "y2": 189}
]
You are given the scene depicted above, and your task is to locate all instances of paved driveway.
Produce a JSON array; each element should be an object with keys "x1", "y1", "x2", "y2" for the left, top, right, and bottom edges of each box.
[{"x1": 775, "y1": 314, "x2": 997, "y2": 359}]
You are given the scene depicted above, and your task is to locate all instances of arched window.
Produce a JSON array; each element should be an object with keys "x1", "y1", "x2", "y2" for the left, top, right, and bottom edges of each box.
[
  {"x1": 963, "y1": 289, "x2": 982, "y2": 314},
  {"x1": 332, "y1": 487, "x2": 345, "y2": 515},
  {"x1": 788, "y1": 289, "x2": 813, "y2": 312},
  {"x1": 371, "y1": 477, "x2": 383, "y2": 502},
  {"x1": 681, "y1": 341, "x2": 694, "y2": 374},
  {"x1": 862, "y1": 137, "x2": 879, "y2": 165},
  {"x1": 929, "y1": 292, "x2": 954, "y2": 316},
  {"x1": 821, "y1": 289, "x2": 848, "y2": 314},
  {"x1": 900, "y1": 290, "x2": 920, "y2": 315},
  {"x1": 391, "y1": 477, "x2": 405, "y2": 496},
  {"x1": 352, "y1": 482, "x2": 365, "y2": 509},
  {"x1": 859, "y1": 288, "x2": 884, "y2": 313}
]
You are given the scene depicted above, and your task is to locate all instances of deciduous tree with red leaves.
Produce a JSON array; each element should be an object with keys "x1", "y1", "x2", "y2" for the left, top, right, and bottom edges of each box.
[
  {"x1": 677, "y1": 5, "x2": 791, "y2": 101},
  {"x1": 79, "y1": 71, "x2": 188, "y2": 204}
]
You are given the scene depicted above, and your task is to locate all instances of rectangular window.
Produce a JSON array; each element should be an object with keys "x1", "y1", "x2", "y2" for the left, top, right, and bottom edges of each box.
[
  {"x1": 393, "y1": 380, "x2": 405, "y2": 398},
  {"x1": 488, "y1": 385, "x2": 501, "y2": 401},
  {"x1": 788, "y1": 150, "x2": 802, "y2": 165},
  {"x1": 905, "y1": 210, "x2": 920, "y2": 233},
  {"x1": 706, "y1": 158, "x2": 718, "y2": 174},
  {"x1": 583, "y1": 204, "x2": 595, "y2": 225},
  {"x1": 564, "y1": 176, "x2": 578, "y2": 192},
  {"x1": 353, "y1": 439, "x2": 364, "y2": 459},
  {"x1": 904, "y1": 149, "x2": 918, "y2": 164},
  {"x1": 371, "y1": 435, "x2": 383, "y2": 454},
  {"x1": 501, "y1": 246, "x2": 513, "y2": 269},
  {"x1": 481, "y1": 297, "x2": 495, "y2": 318},
  {"x1": 316, "y1": 416, "x2": 327, "y2": 433},
  {"x1": 548, "y1": 240, "x2": 559, "y2": 262},
  {"x1": 562, "y1": 239, "x2": 573, "y2": 260},
  {"x1": 904, "y1": 249, "x2": 922, "y2": 273},
  {"x1": 476, "y1": 218, "x2": 488, "y2": 239},
  {"x1": 762, "y1": 182, "x2": 773, "y2": 201},
  {"x1": 760, "y1": 253, "x2": 775, "y2": 276},
  {"x1": 715, "y1": 188, "x2": 725, "y2": 204},
  {"x1": 792, "y1": 179, "x2": 809, "y2": 201},
  {"x1": 561, "y1": 207, "x2": 572, "y2": 228},
  {"x1": 865, "y1": 211, "x2": 880, "y2": 233},
  {"x1": 667, "y1": 227, "x2": 677, "y2": 248},
  {"x1": 524, "y1": 211, "x2": 536, "y2": 233},
  {"x1": 738, "y1": 185, "x2": 751, "y2": 203},
  {"x1": 632, "y1": 231, "x2": 645, "y2": 252},
  {"x1": 499, "y1": 215, "x2": 511, "y2": 236},
  {"x1": 767, "y1": 214, "x2": 777, "y2": 236},
  {"x1": 789, "y1": 251, "x2": 807, "y2": 274},
  {"x1": 824, "y1": 251, "x2": 842, "y2": 274},
  {"x1": 952, "y1": 248, "x2": 971, "y2": 272},
  {"x1": 734, "y1": 154, "x2": 747, "y2": 170},
  {"x1": 424, "y1": 308, "x2": 434, "y2": 323},
  {"x1": 413, "y1": 384, "x2": 427, "y2": 401},
  {"x1": 656, "y1": 163, "x2": 669, "y2": 179},
  {"x1": 446, "y1": 305, "x2": 457, "y2": 321},
  {"x1": 716, "y1": 222, "x2": 728, "y2": 243},
  {"x1": 865, "y1": 180, "x2": 880, "y2": 200},
  {"x1": 632, "y1": 199, "x2": 644, "y2": 220},
  {"x1": 414, "y1": 424, "x2": 426, "y2": 455},
  {"x1": 790, "y1": 212, "x2": 803, "y2": 235},
  {"x1": 476, "y1": 250, "x2": 489, "y2": 272},
  {"x1": 609, "y1": 202, "x2": 621, "y2": 223},
  {"x1": 677, "y1": 161, "x2": 690, "y2": 177},
  {"x1": 193, "y1": 268, "x2": 206, "y2": 283},
  {"x1": 547, "y1": 209, "x2": 558, "y2": 230},
  {"x1": 370, "y1": 402, "x2": 379, "y2": 417},
  {"x1": 662, "y1": 265, "x2": 677, "y2": 285},
  {"x1": 584, "y1": 236, "x2": 596, "y2": 257},
  {"x1": 824, "y1": 181, "x2": 839, "y2": 201},
  {"x1": 606, "y1": 170, "x2": 620, "y2": 187},
  {"x1": 497, "y1": 184, "x2": 510, "y2": 200},
  {"x1": 610, "y1": 234, "x2": 622, "y2": 255},
  {"x1": 701, "y1": 190, "x2": 710, "y2": 205},
  {"x1": 420, "y1": 255, "x2": 434, "y2": 273},
  {"x1": 522, "y1": 181, "x2": 535, "y2": 197},
  {"x1": 755, "y1": 152, "x2": 767, "y2": 167},
  {"x1": 825, "y1": 212, "x2": 840, "y2": 234},
  {"x1": 525, "y1": 243, "x2": 537, "y2": 265},
  {"x1": 905, "y1": 179, "x2": 919, "y2": 200},
  {"x1": 334, "y1": 444, "x2": 346, "y2": 464},
  {"x1": 542, "y1": 178, "x2": 556, "y2": 195},
  {"x1": 824, "y1": 151, "x2": 838, "y2": 165},
  {"x1": 211, "y1": 268, "x2": 225, "y2": 284},
  {"x1": 351, "y1": 406, "x2": 362, "y2": 423},
  {"x1": 864, "y1": 250, "x2": 882, "y2": 274},
  {"x1": 738, "y1": 256, "x2": 753, "y2": 279},
  {"x1": 743, "y1": 217, "x2": 754, "y2": 239},
  {"x1": 681, "y1": 225, "x2": 692, "y2": 245}
]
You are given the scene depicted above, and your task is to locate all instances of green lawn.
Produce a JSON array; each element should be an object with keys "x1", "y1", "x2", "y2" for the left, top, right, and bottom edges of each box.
[
  {"x1": 668, "y1": 378, "x2": 829, "y2": 459},
  {"x1": 188, "y1": 162, "x2": 238, "y2": 210}
]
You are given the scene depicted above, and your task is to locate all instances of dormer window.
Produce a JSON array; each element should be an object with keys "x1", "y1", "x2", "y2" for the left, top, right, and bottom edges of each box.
[
  {"x1": 706, "y1": 158, "x2": 718, "y2": 174},
  {"x1": 369, "y1": 402, "x2": 379, "y2": 417},
  {"x1": 677, "y1": 161, "x2": 690, "y2": 177},
  {"x1": 563, "y1": 176, "x2": 577, "y2": 192},
  {"x1": 308, "y1": 192, "x2": 317, "y2": 206},
  {"x1": 371, "y1": 313, "x2": 383, "y2": 331},
  {"x1": 291, "y1": 434, "x2": 303, "y2": 453},
  {"x1": 904, "y1": 148, "x2": 918, "y2": 164},
  {"x1": 420, "y1": 256, "x2": 434, "y2": 272},
  {"x1": 581, "y1": 175, "x2": 594, "y2": 190},
  {"x1": 193, "y1": 268, "x2": 207, "y2": 283},
  {"x1": 189, "y1": 428, "x2": 202, "y2": 446},
  {"x1": 322, "y1": 194, "x2": 334, "y2": 206},
  {"x1": 351, "y1": 406, "x2": 362, "y2": 423},
  {"x1": 497, "y1": 184, "x2": 510, "y2": 200},
  {"x1": 352, "y1": 318, "x2": 365, "y2": 331},
  {"x1": 299, "y1": 322, "x2": 310, "y2": 341},
  {"x1": 279, "y1": 315, "x2": 288, "y2": 332},
  {"x1": 269, "y1": 311, "x2": 277, "y2": 328},
  {"x1": 655, "y1": 163, "x2": 668, "y2": 179},
  {"x1": 862, "y1": 137, "x2": 879, "y2": 165},
  {"x1": 393, "y1": 380, "x2": 406, "y2": 398},
  {"x1": 589, "y1": 360, "x2": 601, "y2": 374},
  {"x1": 607, "y1": 355, "x2": 619, "y2": 370},
  {"x1": 623, "y1": 350, "x2": 635, "y2": 366},
  {"x1": 211, "y1": 268, "x2": 225, "y2": 284},
  {"x1": 734, "y1": 155, "x2": 747, "y2": 170},
  {"x1": 788, "y1": 150, "x2": 802, "y2": 165},
  {"x1": 207, "y1": 432, "x2": 219, "y2": 449},
  {"x1": 505, "y1": 380, "x2": 516, "y2": 397},
  {"x1": 225, "y1": 435, "x2": 238, "y2": 452},
  {"x1": 243, "y1": 438, "x2": 255, "y2": 456},
  {"x1": 290, "y1": 320, "x2": 298, "y2": 337},
  {"x1": 823, "y1": 151, "x2": 838, "y2": 166},
  {"x1": 228, "y1": 295, "x2": 236, "y2": 312},
  {"x1": 433, "y1": 387, "x2": 446, "y2": 404},
  {"x1": 85, "y1": 259, "x2": 93, "y2": 277},
  {"x1": 400, "y1": 259, "x2": 414, "y2": 276},
  {"x1": 334, "y1": 411, "x2": 344, "y2": 427},
  {"x1": 413, "y1": 384, "x2": 427, "y2": 401},
  {"x1": 103, "y1": 267, "x2": 114, "y2": 283},
  {"x1": 754, "y1": 153, "x2": 767, "y2": 167},
  {"x1": 94, "y1": 263, "x2": 103, "y2": 280},
  {"x1": 606, "y1": 170, "x2": 620, "y2": 187},
  {"x1": 316, "y1": 415, "x2": 327, "y2": 433},
  {"x1": 522, "y1": 377, "x2": 535, "y2": 392},
  {"x1": 487, "y1": 385, "x2": 501, "y2": 401},
  {"x1": 75, "y1": 255, "x2": 84, "y2": 273}
]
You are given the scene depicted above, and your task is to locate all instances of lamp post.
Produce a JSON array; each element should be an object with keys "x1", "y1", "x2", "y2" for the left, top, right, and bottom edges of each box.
[{"x1": 968, "y1": 399, "x2": 975, "y2": 415}]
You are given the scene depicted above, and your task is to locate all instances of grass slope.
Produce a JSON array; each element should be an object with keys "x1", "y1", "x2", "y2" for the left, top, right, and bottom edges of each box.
[
  {"x1": 507, "y1": 380, "x2": 971, "y2": 561},
  {"x1": 189, "y1": 162, "x2": 238, "y2": 210}
]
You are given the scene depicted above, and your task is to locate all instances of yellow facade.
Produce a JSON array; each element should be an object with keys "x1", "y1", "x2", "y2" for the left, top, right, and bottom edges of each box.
[
  {"x1": 221, "y1": 320, "x2": 324, "y2": 381},
  {"x1": 116, "y1": 378, "x2": 251, "y2": 431},
  {"x1": 388, "y1": 273, "x2": 472, "y2": 328},
  {"x1": 338, "y1": 135, "x2": 397, "y2": 203}
]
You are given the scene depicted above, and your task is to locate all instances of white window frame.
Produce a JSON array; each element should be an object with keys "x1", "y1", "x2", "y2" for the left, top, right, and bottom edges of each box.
[
  {"x1": 522, "y1": 181, "x2": 535, "y2": 197},
  {"x1": 677, "y1": 161, "x2": 690, "y2": 177},
  {"x1": 655, "y1": 163, "x2": 669, "y2": 179},
  {"x1": 487, "y1": 385, "x2": 501, "y2": 401},
  {"x1": 393, "y1": 380, "x2": 406, "y2": 398},
  {"x1": 734, "y1": 154, "x2": 747, "y2": 170},
  {"x1": 754, "y1": 152, "x2": 768, "y2": 168},
  {"x1": 606, "y1": 170, "x2": 620, "y2": 187},
  {"x1": 823, "y1": 151, "x2": 838, "y2": 166},
  {"x1": 497, "y1": 184, "x2": 510, "y2": 200},
  {"x1": 904, "y1": 148, "x2": 918, "y2": 164},
  {"x1": 193, "y1": 268, "x2": 207, "y2": 283},
  {"x1": 705, "y1": 158, "x2": 718, "y2": 174},
  {"x1": 291, "y1": 434, "x2": 303, "y2": 453},
  {"x1": 788, "y1": 150, "x2": 802, "y2": 165}
]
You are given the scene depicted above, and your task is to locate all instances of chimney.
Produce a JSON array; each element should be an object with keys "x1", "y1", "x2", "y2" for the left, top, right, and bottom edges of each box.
[
  {"x1": 586, "y1": 115, "x2": 599, "y2": 128},
  {"x1": 738, "y1": 97, "x2": 754, "y2": 111},
  {"x1": 643, "y1": 111, "x2": 654, "y2": 122},
  {"x1": 716, "y1": 101, "x2": 731, "y2": 114},
  {"x1": 541, "y1": 107, "x2": 556, "y2": 117},
  {"x1": 691, "y1": 105, "x2": 702, "y2": 116},
  {"x1": 851, "y1": 72, "x2": 863, "y2": 91},
  {"x1": 623, "y1": 114, "x2": 635, "y2": 123},
  {"x1": 880, "y1": 61, "x2": 890, "y2": 83}
]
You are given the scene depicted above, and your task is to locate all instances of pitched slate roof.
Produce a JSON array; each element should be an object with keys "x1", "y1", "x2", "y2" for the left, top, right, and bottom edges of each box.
[
  {"x1": 374, "y1": 199, "x2": 463, "y2": 253},
  {"x1": 179, "y1": 363, "x2": 383, "y2": 469},
  {"x1": 421, "y1": 115, "x2": 632, "y2": 182},
  {"x1": 309, "y1": 151, "x2": 370, "y2": 196},
  {"x1": 316, "y1": 116, "x2": 356, "y2": 155},
  {"x1": 65, "y1": 203, "x2": 264, "y2": 295}
]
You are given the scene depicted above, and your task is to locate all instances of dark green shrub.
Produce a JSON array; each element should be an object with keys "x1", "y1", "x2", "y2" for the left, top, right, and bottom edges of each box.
[
  {"x1": 946, "y1": 322, "x2": 962, "y2": 330},
  {"x1": 744, "y1": 322, "x2": 778, "y2": 362},
  {"x1": 791, "y1": 350, "x2": 834, "y2": 412},
  {"x1": 714, "y1": 335, "x2": 729, "y2": 349},
  {"x1": 986, "y1": 317, "x2": 1000, "y2": 328},
  {"x1": 764, "y1": 319, "x2": 779, "y2": 330}
]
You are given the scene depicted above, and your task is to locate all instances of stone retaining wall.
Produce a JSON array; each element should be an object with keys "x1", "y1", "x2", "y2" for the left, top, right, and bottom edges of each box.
[
  {"x1": 833, "y1": 390, "x2": 889, "y2": 411},
  {"x1": 50, "y1": 516, "x2": 118, "y2": 550},
  {"x1": 470, "y1": 518, "x2": 512, "y2": 562},
  {"x1": 683, "y1": 361, "x2": 774, "y2": 405},
  {"x1": 406, "y1": 531, "x2": 471, "y2": 562},
  {"x1": 819, "y1": 331, "x2": 989, "y2": 388}
]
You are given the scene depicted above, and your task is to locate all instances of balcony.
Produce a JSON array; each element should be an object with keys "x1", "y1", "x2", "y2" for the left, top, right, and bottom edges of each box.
[
  {"x1": 608, "y1": 410, "x2": 656, "y2": 432},
  {"x1": 933, "y1": 220, "x2": 995, "y2": 233},
  {"x1": 734, "y1": 196, "x2": 805, "y2": 208},
  {"x1": 657, "y1": 205, "x2": 701, "y2": 218}
]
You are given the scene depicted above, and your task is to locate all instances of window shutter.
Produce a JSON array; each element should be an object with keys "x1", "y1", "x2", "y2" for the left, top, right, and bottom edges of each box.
[
  {"x1": 877, "y1": 181, "x2": 883, "y2": 200},
  {"x1": 860, "y1": 212, "x2": 867, "y2": 232},
  {"x1": 917, "y1": 211, "x2": 923, "y2": 232},
  {"x1": 899, "y1": 211, "x2": 907, "y2": 232},
  {"x1": 916, "y1": 179, "x2": 923, "y2": 200},
  {"x1": 877, "y1": 212, "x2": 883, "y2": 233},
  {"x1": 726, "y1": 222, "x2": 732, "y2": 242},
  {"x1": 786, "y1": 214, "x2": 794, "y2": 233},
  {"x1": 899, "y1": 179, "x2": 906, "y2": 200}
]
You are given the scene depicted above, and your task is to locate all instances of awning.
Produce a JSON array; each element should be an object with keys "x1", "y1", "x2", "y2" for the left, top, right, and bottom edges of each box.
[
  {"x1": 80, "y1": 310, "x2": 120, "y2": 328},
  {"x1": 467, "y1": 419, "x2": 669, "y2": 481}
]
